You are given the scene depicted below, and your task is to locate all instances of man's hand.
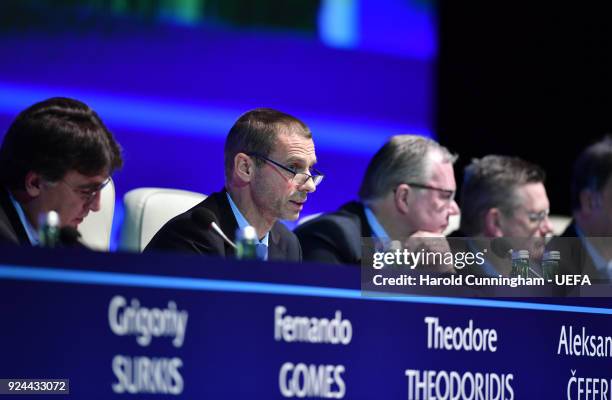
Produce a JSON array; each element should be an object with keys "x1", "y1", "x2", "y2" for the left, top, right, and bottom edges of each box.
[{"x1": 404, "y1": 231, "x2": 455, "y2": 274}]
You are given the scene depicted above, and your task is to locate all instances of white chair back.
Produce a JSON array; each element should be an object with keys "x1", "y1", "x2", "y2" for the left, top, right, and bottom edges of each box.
[
  {"x1": 548, "y1": 214, "x2": 571, "y2": 236},
  {"x1": 119, "y1": 188, "x2": 206, "y2": 252}
]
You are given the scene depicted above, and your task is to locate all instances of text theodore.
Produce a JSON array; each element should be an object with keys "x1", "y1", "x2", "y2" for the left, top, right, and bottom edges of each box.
[{"x1": 406, "y1": 317, "x2": 515, "y2": 400}]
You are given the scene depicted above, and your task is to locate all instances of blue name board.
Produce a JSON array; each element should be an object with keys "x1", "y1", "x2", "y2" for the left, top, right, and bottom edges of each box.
[{"x1": 0, "y1": 247, "x2": 610, "y2": 398}]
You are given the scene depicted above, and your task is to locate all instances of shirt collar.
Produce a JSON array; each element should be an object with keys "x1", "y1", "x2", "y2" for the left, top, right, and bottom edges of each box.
[
  {"x1": 226, "y1": 192, "x2": 269, "y2": 247},
  {"x1": 364, "y1": 206, "x2": 389, "y2": 239},
  {"x1": 8, "y1": 192, "x2": 39, "y2": 246}
]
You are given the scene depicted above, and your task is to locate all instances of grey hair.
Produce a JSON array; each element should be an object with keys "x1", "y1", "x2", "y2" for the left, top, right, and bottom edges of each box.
[
  {"x1": 358, "y1": 135, "x2": 457, "y2": 201},
  {"x1": 459, "y1": 155, "x2": 546, "y2": 235}
]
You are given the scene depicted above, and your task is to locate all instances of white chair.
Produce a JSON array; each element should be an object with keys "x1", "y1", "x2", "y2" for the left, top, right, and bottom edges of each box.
[
  {"x1": 119, "y1": 188, "x2": 207, "y2": 252},
  {"x1": 77, "y1": 178, "x2": 115, "y2": 251},
  {"x1": 444, "y1": 214, "x2": 461, "y2": 236},
  {"x1": 548, "y1": 214, "x2": 571, "y2": 236}
]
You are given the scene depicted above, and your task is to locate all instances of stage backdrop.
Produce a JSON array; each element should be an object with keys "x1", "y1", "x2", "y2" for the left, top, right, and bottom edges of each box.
[{"x1": 0, "y1": 0, "x2": 437, "y2": 248}]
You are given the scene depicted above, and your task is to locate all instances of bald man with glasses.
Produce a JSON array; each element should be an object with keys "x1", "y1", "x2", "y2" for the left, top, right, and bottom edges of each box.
[
  {"x1": 295, "y1": 135, "x2": 460, "y2": 267},
  {"x1": 145, "y1": 108, "x2": 321, "y2": 261}
]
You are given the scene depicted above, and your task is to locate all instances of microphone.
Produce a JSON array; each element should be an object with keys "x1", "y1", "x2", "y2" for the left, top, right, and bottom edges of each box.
[
  {"x1": 192, "y1": 209, "x2": 237, "y2": 249},
  {"x1": 490, "y1": 237, "x2": 513, "y2": 259}
]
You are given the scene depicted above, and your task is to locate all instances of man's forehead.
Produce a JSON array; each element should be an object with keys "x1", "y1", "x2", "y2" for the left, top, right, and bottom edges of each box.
[
  {"x1": 65, "y1": 170, "x2": 109, "y2": 186},
  {"x1": 273, "y1": 133, "x2": 316, "y2": 163},
  {"x1": 427, "y1": 158, "x2": 456, "y2": 187},
  {"x1": 516, "y1": 182, "x2": 549, "y2": 209}
]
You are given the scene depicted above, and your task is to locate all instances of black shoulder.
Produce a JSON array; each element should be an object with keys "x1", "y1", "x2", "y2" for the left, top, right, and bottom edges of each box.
[
  {"x1": 143, "y1": 202, "x2": 224, "y2": 256},
  {"x1": 270, "y1": 222, "x2": 302, "y2": 262},
  {"x1": 294, "y1": 210, "x2": 363, "y2": 265}
]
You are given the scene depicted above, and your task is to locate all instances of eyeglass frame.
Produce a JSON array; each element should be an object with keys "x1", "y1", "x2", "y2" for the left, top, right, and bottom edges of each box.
[
  {"x1": 501, "y1": 206, "x2": 550, "y2": 226},
  {"x1": 524, "y1": 208, "x2": 550, "y2": 224},
  {"x1": 59, "y1": 177, "x2": 111, "y2": 204},
  {"x1": 246, "y1": 153, "x2": 324, "y2": 187},
  {"x1": 399, "y1": 182, "x2": 456, "y2": 202}
]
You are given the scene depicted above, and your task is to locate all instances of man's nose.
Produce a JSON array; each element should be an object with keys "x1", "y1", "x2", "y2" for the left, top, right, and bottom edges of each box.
[
  {"x1": 89, "y1": 190, "x2": 102, "y2": 212},
  {"x1": 448, "y1": 199, "x2": 460, "y2": 215},
  {"x1": 300, "y1": 177, "x2": 317, "y2": 193},
  {"x1": 539, "y1": 216, "x2": 554, "y2": 236}
]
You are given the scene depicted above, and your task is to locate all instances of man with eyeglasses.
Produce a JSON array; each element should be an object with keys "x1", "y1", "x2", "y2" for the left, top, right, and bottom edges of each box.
[
  {"x1": 145, "y1": 108, "x2": 320, "y2": 261},
  {"x1": 295, "y1": 135, "x2": 460, "y2": 267},
  {"x1": 455, "y1": 155, "x2": 553, "y2": 277},
  {"x1": 0, "y1": 97, "x2": 123, "y2": 246}
]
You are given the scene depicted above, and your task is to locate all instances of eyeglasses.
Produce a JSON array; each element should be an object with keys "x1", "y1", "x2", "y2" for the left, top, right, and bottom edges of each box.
[
  {"x1": 247, "y1": 153, "x2": 324, "y2": 187},
  {"x1": 60, "y1": 177, "x2": 111, "y2": 204},
  {"x1": 525, "y1": 209, "x2": 550, "y2": 224},
  {"x1": 404, "y1": 182, "x2": 456, "y2": 202}
]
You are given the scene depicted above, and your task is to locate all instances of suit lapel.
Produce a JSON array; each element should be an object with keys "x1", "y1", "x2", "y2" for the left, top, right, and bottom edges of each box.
[
  {"x1": 562, "y1": 222, "x2": 606, "y2": 278},
  {"x1": 356, "y1": 203, "x2": 374, "y2": 238},
  {"x1": 213, "y1": 190, "x2": 289, "y2": 260},
  {"x1": 341, "y1": 201, "x2": 373, "y2": 237},
  {"x1": 268, "y1": 224, "x2": 285, "y2": 260},
  {"x1": 0, "y1": 187, "x2": 31, "y2": 245},
  {"x1": 213, "y1": 190, "x2": 239, "y2": 257}
]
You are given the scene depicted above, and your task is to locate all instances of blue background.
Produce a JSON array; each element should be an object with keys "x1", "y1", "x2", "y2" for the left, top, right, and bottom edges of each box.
[{"x1": 0, "y1": 0, "x2": 437, "y2": 249}]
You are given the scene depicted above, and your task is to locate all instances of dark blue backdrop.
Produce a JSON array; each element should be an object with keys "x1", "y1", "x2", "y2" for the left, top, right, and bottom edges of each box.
[{"x1": 0, "y1": 1, "x2": 436, "y2": 248}]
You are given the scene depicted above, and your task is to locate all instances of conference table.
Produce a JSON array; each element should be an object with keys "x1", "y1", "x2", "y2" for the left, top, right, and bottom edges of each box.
[{"x1": 0, "y1": 245, "x2": 610, "y2": 398}]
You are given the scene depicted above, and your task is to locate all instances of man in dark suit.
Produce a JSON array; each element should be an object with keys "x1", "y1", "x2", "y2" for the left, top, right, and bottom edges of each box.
[
  {"x1": 0, "y1": 97, "x2": 123, "y2": 246},
  {"x1": 294, "y1": 135, "x2": 459, "y2": 267},
  {"x1": 548, "y1": 137, "x2": 612, "y2": 280},
  {"x1": 145, "y1": 108, "x2": 321, "y2": 261}
]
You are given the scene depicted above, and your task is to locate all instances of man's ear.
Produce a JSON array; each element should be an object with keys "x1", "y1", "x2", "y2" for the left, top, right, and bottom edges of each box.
[
  {"x1": 233, "y1": 153, "x2": 255, "y2": 183},
  {"x1": 484, "y1": 208, "x2": 504, "y2": 237},
  {"x1": 24, "y1": 171, "x2": 43, "y2": 197},
  {"x1": 394, "y1": 184, "x2": 411, "y2": 215}
]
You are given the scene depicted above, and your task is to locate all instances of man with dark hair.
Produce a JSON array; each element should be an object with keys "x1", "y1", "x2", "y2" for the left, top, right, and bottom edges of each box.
[
  {"x1": 145, "y1": 108, "x2": 320, "y2": 261},
  {"x1": 456, "y1": 155, "x2": 553, "y2": 276},
  {"x1": 295, "y1": 135, "x2": 459, "y2": 267},
  {"x1": 0, "y1": 97, "x2": 123, "y2": 246},
  {"x1": 548, "y1": 137, "x2": 612, "y2": 279}
]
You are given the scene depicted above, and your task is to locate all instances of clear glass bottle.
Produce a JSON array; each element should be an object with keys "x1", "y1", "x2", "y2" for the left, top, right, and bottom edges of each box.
[
  {"x1": 236, "y1": 226, "x2": 257, "y2": 260},
  {"x1": 541, "y1": 250, "x2": 560, "y2": 280},
  {"x1": 38, "y1": 211, "x2": 60, "y2": 248},
  {"x1": 510, "y1": 250, "x2": 530, "y2": 278}
]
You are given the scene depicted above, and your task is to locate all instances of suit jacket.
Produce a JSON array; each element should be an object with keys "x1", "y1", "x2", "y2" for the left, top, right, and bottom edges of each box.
[
  {"x1": 547, "y1": 221, "x2": 606, "y2": 280},
  {"x1": 0, "y1": 187, "x2": 30, "y2": 246},
  {"x1": 144, "y1": 190, "x2": 302, "y2": 262},
  {"x1": 294, "y1": 201, "x2": 372, "y2": 266}
]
